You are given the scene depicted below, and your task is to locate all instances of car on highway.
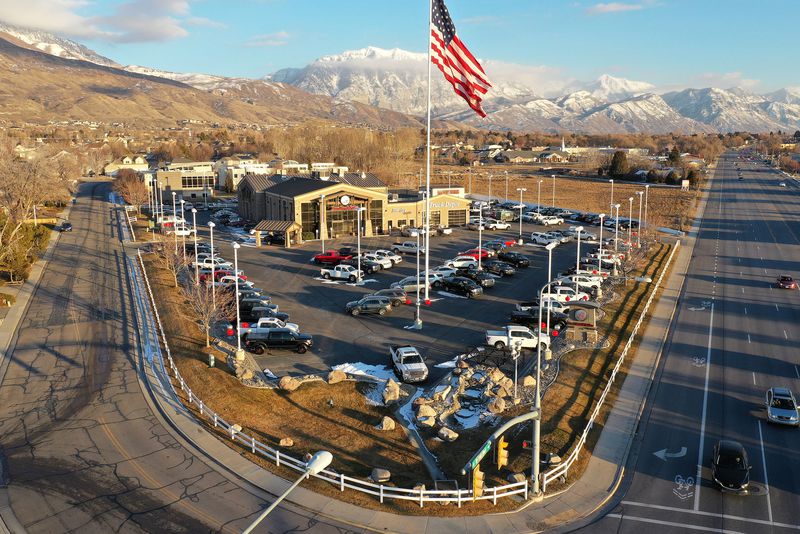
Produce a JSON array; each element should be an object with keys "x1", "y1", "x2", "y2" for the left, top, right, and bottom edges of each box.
[
  {"x1": 776, "y1": 274, "x2": 797, "y2": 289},
  {"x1": 60, "y1": 221, "x2": 73, "y2": 232},
  {"x1": 765, "y1": 387, "x2": 799, "y2": 426},
  {"x1": 779, "y1": 181, "x2": 787, "y2": 187},
  {"x1": 711, "y1": 440, "x2": 750, "y2": 493},
  {"x1": 497, "y1": 251, "x2": 530, "y2": 267},
  {"x1": 370, "y1": 287, "x2": 409, "y2": 306},
  {"x1": 483, "y1": 260, "x2": 516, "y2": 276},
  {"x1": 345, "y1": 295, "x2": 393, "y2": 316}
]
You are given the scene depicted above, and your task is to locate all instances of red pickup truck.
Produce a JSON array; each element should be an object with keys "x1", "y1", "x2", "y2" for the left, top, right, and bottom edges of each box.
[{"x1": 313, "y1": 250, "x2": 353, "y2": 265}]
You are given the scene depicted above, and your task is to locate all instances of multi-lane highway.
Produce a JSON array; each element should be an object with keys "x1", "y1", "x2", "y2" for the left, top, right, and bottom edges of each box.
[
  {"x1": 0, "y1": 181, "x2": 354, "y2": 533},
  {"x1": 585, "y1": 155, "x2": 800, "y2": 532}
]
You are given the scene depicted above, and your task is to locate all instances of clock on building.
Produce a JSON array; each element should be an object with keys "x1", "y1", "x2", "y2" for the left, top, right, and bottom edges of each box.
[{"x1": 340, "y1": 195, "x2": 351, "y2": 206}]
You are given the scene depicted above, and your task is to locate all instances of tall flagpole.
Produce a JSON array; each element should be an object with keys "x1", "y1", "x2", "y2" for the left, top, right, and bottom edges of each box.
[{"x1": 423, "y1": 0, "x2": 432, "y2": 311}]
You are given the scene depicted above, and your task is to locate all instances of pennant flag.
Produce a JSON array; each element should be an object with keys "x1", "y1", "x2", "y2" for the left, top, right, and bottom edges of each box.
[{"x1": 430, "y1": 0, "x2": 492, "y2": 117}]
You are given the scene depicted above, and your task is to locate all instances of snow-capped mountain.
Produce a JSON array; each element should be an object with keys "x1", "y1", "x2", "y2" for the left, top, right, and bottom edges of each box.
[
  {"x1": 0, "y1": 22, "x2": 119, "y2": 67},
  {"x1": 124, "y1": 65, "x2": 262, "y2": 92},
  {"x1": 662, "y1": 88, "x2": 787, "y2": 133},
  {"x1": 581, "y1": 74, "x2": 655, "y2": 102}
]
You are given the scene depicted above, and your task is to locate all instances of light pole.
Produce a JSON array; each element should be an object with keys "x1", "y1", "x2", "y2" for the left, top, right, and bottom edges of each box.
[
  {"x1": 414, "y1": 205, "x2": 422, "y2": 328},
  {"x1": 242, "y1": 451, "x2": 333, "y2": 533},
  {"x1": 504, "y1": 170, "x2": 509, "y2": 204},
  {"x1": 613, "y1": 203, "x2": 620, "y2": 253},
  {"x1": 180, "y1": 199, "x2": 186, "y2": 260},
  {"x1": 171, "y1": 192, "x2": 178, "y2": 254},
  {"x1": 597, "y1": 213, "x2": 606, "y2": 279},
  {"x1": 319, "y1": 194, "x2": 326, "y2": 252},
  {"x1": 551, "y1": 174, "x2": 556, "y2": 208},
  {"x1": 643, "y1": 184, "x2": 650, "y2": 241},
  {"x1": 232, "y1": 242, "x2": 244, "y2": 361},
  {"x1": 513, "y1": 340, "x2": 523, "y2": 401},
  {"x1": 533, "y1": 241, "x2": 559, "y2": 495},
  {"x1": 356, "y1": 206, "x2": 365, "y2": 283},
  {"x1": 636, "y1": 191, "x2": 643, "y2": 248},
  {"x1": 192, "y1": 208, "x2": 199, "y2": 284},
  {"x1": 516, "y1": 187, "x2": 527, "y2": 244},
  {"x1": 627, "y1": 196, "x2": 633, "y2": 246},
  {"x1": 158, "y1": 181, "x2": 164, "y2": 231},
  {"x1": 488, "y1": 173, "x2": 493, "y2": 201},
  {"x1": 208, "y1": 221, "x2": 216, "y2": 308},
  {"x1": 537, "y1": 180, "x2": 543, "y2": 217},
  {"x1": 609, "y1": 178, "x2": 614, "y2": 212},
  {"x1": 574, "y1": 226, "x2": 584, "y2": 296},
  {"x1": 478, "y1": 208, "x2": 484, "y2": 271}
]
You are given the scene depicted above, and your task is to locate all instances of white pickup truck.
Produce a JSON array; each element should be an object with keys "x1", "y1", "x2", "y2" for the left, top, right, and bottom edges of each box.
[
  {"x1": 239, "y1": 317, "x2": 300, "y2": 336},
  {"x1": 392, "y1": 241, "x2": 425, "y2": 254},
  {"x1": 320, "y1": 264, "x2": 363, "y2": 282},
  {"x1": 390, "y1": 345, "x2": 429, "y2": 383},
  {"x1": 485, "y1": 325, "x2": 550, "y2": 351}
]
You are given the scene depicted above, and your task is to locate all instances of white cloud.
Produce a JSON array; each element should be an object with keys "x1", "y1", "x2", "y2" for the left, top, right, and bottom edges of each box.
[
  {"x1": 483, "y1": 60, "x2": 574, "y2": 97},
  {"x1": 186, "y1": 16, "x2": 226, "y2": 29},
  {"x1": 585, "y1": 2, "x2": 645, "y2": 14},
  {"x1": 689, "y1": 71, "x2": 761, "y2": 90},
  {"x1": 245, "y1": 31, "x2": 290, "y2": 47},
  {"x1": 0, "y1": 0, "x2": 111, "y2": 39}
]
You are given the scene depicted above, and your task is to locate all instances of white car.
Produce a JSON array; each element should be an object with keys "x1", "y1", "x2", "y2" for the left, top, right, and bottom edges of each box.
[
  {"x1": 375, "y1": 249, "x2": 403, "y2": 265},
  {"x1": 540, "y1": 215, "x2": 564, "y2": 226},
  {"x1": 542, "y1": 285, "x2": 590, "y2": 303},
  {"x1": 214, "y1": 275, "x2": 254, "y2": 288},
  {"x1": 544, "y1": 231, "x2": 571, "y2": 244},
  {"x1": 522, "y1": 212, "x2": 542, "y2": 222},
  {"x1": 194, "y1": 256, "x2": 233, "y2": 270},
  {"x1": 485, "y1": 218, "x2": 511, "y2": 230},
  {"x1": 779, "y1": 182, "x2": 787, "y2": 187},
  {"x1": 530, "y1": 232, "x2": 559, "y2": 246},
  {"x1": 557, "y1": 274, "x2": 603, "y2": 291},
  {"x1": 424, "y1": 266, "x2": 459, "y2": 278},
  {"x1": 362, "y1": 253, "x2": 393, "y2": 269},
  {"x1": 400, "y1": 227, "x2": 420, "y2": 237},
  {"x1": 391, "y1": 276, "x2": 433, "y2": 293},
  {"x1": 445, "y1": 256, "x2": 479, "y2": 269}
]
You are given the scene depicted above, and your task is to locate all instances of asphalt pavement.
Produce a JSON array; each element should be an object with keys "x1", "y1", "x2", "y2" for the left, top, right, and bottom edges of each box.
[{"x1": 582, "y1": 155, "x2": 800, "y2": 533}]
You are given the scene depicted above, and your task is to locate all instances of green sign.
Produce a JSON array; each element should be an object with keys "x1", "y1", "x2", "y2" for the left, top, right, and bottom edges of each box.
[{"x1": 468, "y1": 441, "x2": 492, "y2": 470}]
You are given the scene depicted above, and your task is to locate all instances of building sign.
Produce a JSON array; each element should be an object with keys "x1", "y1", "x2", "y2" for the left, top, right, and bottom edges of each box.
[
  {"x1": 430, "y1": 201, "x2": 460, "y2": 209},
  {"x1": 432, "y1": 188, "x2": 463, "y2": 196}
]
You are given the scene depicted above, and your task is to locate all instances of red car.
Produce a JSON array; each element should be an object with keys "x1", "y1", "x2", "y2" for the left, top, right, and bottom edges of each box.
[
  {"x1": 198, "y1": 269, "x2": 246, "y2": 283},
  {"x1": 776, "y1": 275, "x2": 797, "y2": 289},
  {"x1": 313, "y1": 250, "x2": 353, "y2": 265},
  {"x1": 460, "y1": 248, "x2": 491, "y2": 260}
]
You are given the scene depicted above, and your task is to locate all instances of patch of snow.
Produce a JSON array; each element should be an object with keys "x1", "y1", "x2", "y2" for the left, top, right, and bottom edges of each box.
[
  {"x1": 434, "y1": 356, "x2": 461, "y2": 369},
  {"x1": 332, "y1": 362, "x2": 396, "y2": 382},
  {"x1": 262, "y1": 368, "x2": 277, "y2": 379}
]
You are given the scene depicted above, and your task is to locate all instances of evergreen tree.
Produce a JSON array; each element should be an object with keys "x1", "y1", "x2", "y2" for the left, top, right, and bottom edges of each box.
[{"x1": 609, "y1": 151, "x2": 629, "y2": 177}]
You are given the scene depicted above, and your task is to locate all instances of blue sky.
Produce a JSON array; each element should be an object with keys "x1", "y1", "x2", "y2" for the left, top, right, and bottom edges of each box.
[{"x1": 1, "y1": 0, "x2": 798, "y2": 92}]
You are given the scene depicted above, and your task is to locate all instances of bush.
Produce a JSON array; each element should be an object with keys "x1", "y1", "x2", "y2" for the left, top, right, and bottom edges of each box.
[
  {"x1": 665, "y1": 171, "x2": 680, "y2": 185},
  {"x1": 302, "y1": 231, "x2": 316, "y2": 241},
  {"x1": 0, "y1": 292, "x2": 15, "y2": 306}
]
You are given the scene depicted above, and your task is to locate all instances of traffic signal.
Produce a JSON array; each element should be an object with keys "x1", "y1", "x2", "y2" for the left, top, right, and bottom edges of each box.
[
  {"x1": 496, "y1": 436, "x2": 509, "y2": 469},
  {"x1": 472, "y1": 464, "x2": 485, "y2": 499},
  {"x1": 522, "y1": 440, "x2": 532, "y2": 450}
]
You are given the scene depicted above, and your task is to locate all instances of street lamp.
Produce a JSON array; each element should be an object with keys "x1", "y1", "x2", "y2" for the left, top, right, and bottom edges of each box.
[
  {"x1": 180, "y1": 199, "x2": 186, "y2": 260},
  {"x1": 191, "y1": 208, "x2": 199, "y2": 284},
  {"x1": 609, "y1": 178, "x2": 614, "y2": 211},
  {"x1": 533, "y1": 241, "x2": 559, "y2": 495},
  {"x1": 242, "y1": 451, "x2": 333, "y2": 533},
  {"x1": 478, "y1": 208, "x2": 484, "y2": 271},
  {"x1": 356, "y1": 206, "x2": 365, "y2": 283},
  {"x1": 636, "y1": 191, "x2": 644, "y2": 248},
  {"x1": 171, "y1": 192, "x2": 178, "y2": 254},
  {"x1": 613, "y1": 203, "x2": 620, "y2": 253},
  {"x1": 551, "y1": 174, "x2": 556, "y2": 208},
  {"x1": 516, "y1": 187, "x2": 527, "y2": 244},
  {"x1": 208, "y1": 221, "x2": 216, "y2": 308},
  {"x1": 504, "y1": 170, "x2": 509, "y2": 203},
  {"x1": 232, "y1": 242, "x2": 244, "y2": 360},
  {"x1": 488, "y1": 173, "x2": 493, "y2": 201},
  {"x1": 319, "y1": 194, "x2": 326, "y2": 253},
  {"x1": 627, "y1": 196, "x2": 634, "y2": 246},
  {"x1": 158, "y1": 181, "x2": 164, "y2": 231},
  {"x1": 537, "y1": 180, "x2": 543, "y2": 217},
  {"x1": 643, "y1": 184, "x2": 650, "y2": 241},
  {"x1": 573, "y1": 226, "x2": 584, "y2": 296},
  {"x1": 597, "y1": 213, "x2": 606, "y2": 279}
]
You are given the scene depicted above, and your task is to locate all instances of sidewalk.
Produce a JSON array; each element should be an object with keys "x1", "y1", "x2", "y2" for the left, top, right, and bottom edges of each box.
[{"x1": 129, "y1": 183, "x2": 714, "y2": 533}]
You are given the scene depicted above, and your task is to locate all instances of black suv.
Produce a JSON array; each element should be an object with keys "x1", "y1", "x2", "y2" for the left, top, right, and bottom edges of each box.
[
  {"x1": 509, "y1": 310, "x2": 567, "y2": 332},
  {"x1": 244, "y1": 328, "x2": 313, "y2": 354},
  {"x1": 457, "y1": 268, "x2": 496, "y2": 288},
  {"x1": 483, "y1": 260, "x2": 516, "y2": 276},
  {"x1": 345, "y1": 296, "x2": 393, "y2": 316},
  {"x1": 711, "y1": 440, "x2": 750, "y2": 493},
  {"x1": 497, "y1": 251, "x2": 530, "y2": 267},
  {"x1": 340, "y1": 258, "x2": 380, "y2": 275},
  {"x1": 440, "y1": 277, "x2": 483, "y2": 298},
  {"x1": 370, "y1": 288, "x2": 409, "y2": 306},
  {"x1": 60, "y1": 221, "x2": 73, "y2": 232}
]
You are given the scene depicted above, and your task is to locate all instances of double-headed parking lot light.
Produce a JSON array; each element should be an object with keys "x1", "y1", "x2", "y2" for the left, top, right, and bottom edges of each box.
[
  {"x1": 644, "y1": 184, "x2": 650, "y2": 240},
  {"x1": 172, "y1": 192, "x2": 178, "y2": 254},
  {"x1": 232, "y1": 241, "x2": 244, "y2": 361},
  {"x1": 192, "y1": 208, "x2": 199, "y2": 284},
  {"x1": 537, "y1": 180, "x2": 543, "y2": 217},
  {"x1": 573, "y1": 225, "x2": 584, "y2": 296},
  {"x1": 319, "y1": 193, "x2": 326, "y2": 253},
  {"x1": 356, "y1": 206, "x2": 366, "y2": 284},
  {"x1": 597, "y1": 213, "x2": 606, "y2": 293},
  {"x1": 208, "y1": 221, "x2": 216, "y2": 308},
  {"x1": 551, "y1": 174, "x2": 556, "y2": 208},
  {"x1": 609, "y1": 178, "x2": 614, "y2": 212},
  {"x1": 613, "y1": 203, "x2": 621, "y2": 253},
  {"x1": 636, "y1": 191, "x2": 644, "y2": 248},
  {"x1": 628, "y1": 196, "x2": 634, "y2": 247}
]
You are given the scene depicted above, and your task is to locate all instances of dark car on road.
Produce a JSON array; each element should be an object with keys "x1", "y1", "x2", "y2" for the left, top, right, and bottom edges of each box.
[
  {"x1": 244, "y1": 328, "x2": 313, "y2": 354},
  {"x1": 60, "y1": 221, "x2": 73, "y2": 232},
  {"x1": 440, "y1": 277, "x2": 483, "y2": 298},
  {"x1": 457, "y1": 268, "x2": 496, "y2": 288},
  {"x1": 497, "y1": 251, "x2": 530, "y2": 268},
  {"x1": 776, "y1": 275, "x2": 797, "y2": 289},
  {"x1": 345, "y1": 296, "x2": 393, "y2": 316},
  {"x1": 370, "y1": 288, "x2": 409, "y2": 307},
  {"x1": 483, "y1": 260, "x2": 516, "y2": 276},
  {"x1": 711, "y1": 440, "x2": 750, "y2": 493}
]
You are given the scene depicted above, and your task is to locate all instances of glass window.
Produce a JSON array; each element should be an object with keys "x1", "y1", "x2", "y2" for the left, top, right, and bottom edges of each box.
[{"x1": 449, "y1": 209, "x2": 467, "y2": 226}]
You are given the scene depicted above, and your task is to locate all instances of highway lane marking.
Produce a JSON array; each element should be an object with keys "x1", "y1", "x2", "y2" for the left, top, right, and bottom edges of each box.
[
  {"x1": 785, "y1": 330, "x2": 789, "y2": 339},
  {"x1": 619, "y1": 502, "x2": 800, "y2": 529},
  {"x1": 757, "y1": 420, "x2": 774, "y2": 524},
  {"x1": 795, "y1": 365, "x2": 800, "y2": 379},
  {"x1": 694, "y1": 302, "x2": 714, "y2": 511},
  {"x1": 742, "y1": 287, "x2": 745, "y2": 293},
  {"x1": 776, "y1": 304, "x2": 780, "y2": 311},
  {"x1": 744, "y1": 307, "x2": 747, "y2": 315},
  {"x1": 607, "y1": 513, "x2": 745, "y2": 533},
  {"x1": 748, "y1": 334, "x2": 751, "y2": 344},
  {"x1": 752, "y1": 371, "x2": 756, "y2": 385}
]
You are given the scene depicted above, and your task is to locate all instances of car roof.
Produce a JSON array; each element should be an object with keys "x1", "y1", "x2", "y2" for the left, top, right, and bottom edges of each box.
[
  {"x1": 770, "y1": 387, "x2": 793, "y2": 397},
  {"x1": 717, "y1": 440, "x2": 745, "y2": 455},
  {"x1": 779, "y1": 274, "x2": 793, "y2": 279}
]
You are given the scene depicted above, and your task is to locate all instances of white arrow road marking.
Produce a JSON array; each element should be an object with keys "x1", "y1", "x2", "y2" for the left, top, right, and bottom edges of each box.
[{"x1": 653, "y1": 447, "x2": 688, "y2": 461}]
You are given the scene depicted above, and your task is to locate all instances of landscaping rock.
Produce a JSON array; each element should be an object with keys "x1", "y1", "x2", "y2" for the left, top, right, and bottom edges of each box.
[
  {"x1": 487, "y1": 396, "x2": 506, "y2": 414},
  {"x1": 279, "y1": 376, "x2": 301, "y2": 392},
  {"x1": 370, "y1": 468, "x2": 391, "y2": 483},
  {"x1": 432, "y1": 384, "x2": 451, "y2": 402},
  {"x1": 279, "y1": 437, "x2": 294, "y2": 447},
  {"x1": 327, "y1": 370, "x2": 347, "y2": 384},
  {"x1": 489, "y1": 368, "x2": 506, "y2": 383},
  {"x1": 413, "y1": 396, "x2": 431, "y2": 407},
  {"x1": 507, "y1": 472, "x2": 527, "y2": 484},
  {"x1": 457, "y1": 358, "x2": 469, "y2": 369},
  {"x1": 241, "y1": 369, "x2": 254, "y2": 381},
  {"x1": 382, "y1": 378, "x2": 400, "y2": 404},
  {"x1": 493, "y1": 385, "x2": 511, "y2": 399},
  {"x1": 418, "y1": 416, "x2": 436, "y2": 428},
  {"x1": 413, "y1": 483, "x2": 426, "y2": 492},
  {"x1": 376, "y1": 416, "x2": 396, "y2": 431},
  {"x1": 230, "y1": 424, "x2": 242, "y2": 434},
  {"x1": 522, "y1": 375, "x2": 536, "y2": 388},
  {"x1": 416, "y1": 404, "x2": 436, "y2": 419},
  {"x1": 438, "y1": 427, "x2": 459, "y2": 442},
  {"x1": 498, "y1": 376, "x2": 514, "y2": 392}
]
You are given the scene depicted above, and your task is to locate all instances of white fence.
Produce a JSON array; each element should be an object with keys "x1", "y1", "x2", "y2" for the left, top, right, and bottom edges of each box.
[
  {"x1": 541, "y1": 241, "x2": 680, "y2": 492},
  {"x1": 133, "y1": 250, "x2": 528, "y2": 507}
]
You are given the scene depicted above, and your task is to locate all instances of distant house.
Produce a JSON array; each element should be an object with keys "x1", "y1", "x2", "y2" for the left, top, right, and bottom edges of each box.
[
  {"x1": 103, "y1": 154, "x2": 149, "y2": 176},
  {"x1": 539, "y1": 150, "x2": 569, "y2": 163},
  {"x1": 496, "y1": 150, "x2": 539, "y2": 164}
]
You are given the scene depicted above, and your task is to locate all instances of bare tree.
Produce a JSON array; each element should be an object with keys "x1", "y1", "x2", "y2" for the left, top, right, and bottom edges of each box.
[
  {"x1": 113, "y1": 169, "x2": 150, "y2": 212},
  {"x1": 181, "y1": 282, "x2": 236, "y2": 347},
  {"x1": 150, "y1": 236, "x2": 188, "y2": 287}
]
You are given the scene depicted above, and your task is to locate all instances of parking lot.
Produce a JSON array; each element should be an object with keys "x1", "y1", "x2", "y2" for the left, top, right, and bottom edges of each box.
[{"x1": 191, "y1": 209, "x2": 605, "y2": 382}]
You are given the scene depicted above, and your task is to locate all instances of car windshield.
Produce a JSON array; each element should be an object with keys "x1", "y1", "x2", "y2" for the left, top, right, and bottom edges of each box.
[
  {"x1": 772, "y1": 396, "x2": 795, "y2": 409},
  {"x1": 780, "y1": 276, "x2": 793, "y2": 282},
  {"x1": 717, "y1": 452, "x2": 746, "y2": 469},
  {"x1": 403, "y1": 354, "x2": 424, "y2": 364}
]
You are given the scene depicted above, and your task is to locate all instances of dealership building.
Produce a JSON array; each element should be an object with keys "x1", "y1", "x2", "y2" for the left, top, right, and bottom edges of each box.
[{"x1": 238, "y1": 173, "x2": 470, "y2": 245}]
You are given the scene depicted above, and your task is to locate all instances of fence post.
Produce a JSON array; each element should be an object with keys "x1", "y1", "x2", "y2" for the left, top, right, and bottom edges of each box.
[
  {"x1": 379, "y1": 485, "x2": 384, "y2": 504},
  {"x1": 276, "y1": 450, "x2": 280, "y2": 467},
  {"x1": 199, "y1": 400, "x2": 203, "y2": 415},
  {"x1": 419, "y1": 486, "x2": 424, "y2": 508},
  {"x1": 457, "y1": 489, "x2": 461, "y2": 508},
  {"x1": 493, "y1": 485, "x2": 497, "y2": 506},
  {"x1": 524, "y1": 479, "x2": 529, "y2": 500},
  {"x1": 213, "y1": 413, "x2": 218, "y2": 427},
  {"x1": 251, "y1": 436, "x2": 256, "y2": 453},
  {"x1": 340, "y1": 473, "x2": 345, "y2": 492}
]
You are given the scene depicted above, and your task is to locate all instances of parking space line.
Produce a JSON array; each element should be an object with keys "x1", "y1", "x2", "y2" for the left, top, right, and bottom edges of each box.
[
  {"x1": 694, "y1": 302, "x2": 714, "y2": 511},
  {"x1": 785, "y1": 330, "x2": 789, "y2": 339},
  {"x1": 608, "y1": 514, "x2": 745, "y2": 533},
  {"x1": 795, "y1": 365, "x2": 799, "y2": 379},
  {"x1": 776, "y1": 304, "x2": 780, "y2": 311},
  {"x1": 752, "y1": 371, "x2": 756, "y2": 385},
  {"x1": 757, "y1": 420, "x2": 773, "y2": 524},
  {"x1": 747, "y1": 334, "x2": 751, "y2": 344}
]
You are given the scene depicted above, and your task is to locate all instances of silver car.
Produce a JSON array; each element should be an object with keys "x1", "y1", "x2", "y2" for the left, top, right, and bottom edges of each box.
[{"x1": 765, "y1": 387, "x2": 799, "y2": 426}]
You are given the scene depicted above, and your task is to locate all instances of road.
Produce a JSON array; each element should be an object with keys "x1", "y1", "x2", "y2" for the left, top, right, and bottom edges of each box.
[
  {"x1": 0, "y1": 181, "x2": 357, "y2": 533},
  {"x1": 582, "y1": 155, "x2": 800, "y2": 532}
]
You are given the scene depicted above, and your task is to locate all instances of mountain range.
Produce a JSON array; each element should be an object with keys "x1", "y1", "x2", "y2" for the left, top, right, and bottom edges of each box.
[{"x1": 1, "y1": 21, "x2": 799, "y2": 134}]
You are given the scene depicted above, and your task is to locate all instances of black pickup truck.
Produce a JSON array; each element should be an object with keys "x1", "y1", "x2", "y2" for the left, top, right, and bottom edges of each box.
[{"x1": 243, "y1": 328, "x2": 313, "y2": 354}]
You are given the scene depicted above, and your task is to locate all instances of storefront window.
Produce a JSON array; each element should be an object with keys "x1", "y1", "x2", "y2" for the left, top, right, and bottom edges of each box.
[
  {"x1": 370, "y1": 200, "x2": 383, "y2": 234},
  {"x1": 300, "y1": 202, "x2": 318, "y2": 237},
  {"x1": 449, "y1": 209, "x2": 467, "y2": 226},
  {"x1": 430, "y1": 211, "x2": 441, "y2": 226}
]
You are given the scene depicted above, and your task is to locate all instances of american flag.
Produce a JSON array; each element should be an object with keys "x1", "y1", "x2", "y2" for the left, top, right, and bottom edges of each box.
[{"x1": 430, "y1": 0, "x2": 491, "y2": 117}]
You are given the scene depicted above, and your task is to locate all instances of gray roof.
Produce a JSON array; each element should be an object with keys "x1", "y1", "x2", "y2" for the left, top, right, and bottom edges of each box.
[
  {"x1": 334, "y1": 172, "x2": 386, "y2": 188},
  {"x1": 266, "y1": 177, "x2": 334, "y2": 197},
  {"x1": 241, "y1": 173, "x2": 283, "y2": 193},
  {"x1": 254, "y1": 220, "x2": 301, "y2": 232}
]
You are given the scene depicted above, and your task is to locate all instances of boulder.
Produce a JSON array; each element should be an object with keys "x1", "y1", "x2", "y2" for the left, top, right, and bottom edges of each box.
[
  {"x1": 487, "y1": 396, "x2": 506, "y2": 414},
  {"x1": 457, "y1": 358, "x2": 470, "y2": 369},
  {"x1": 489, "y1": 368, "x2": 506, "y2": 383},
  {"x1": 498, "y1": 376, "x2": 514, "y2": 392},
  {"x1": 327, "y1": 370, "x2": 347, "y2": 384},
  {"x1": 279, "y1": 437, "x2": 294, "y2": 447},
  {"x1": 382, "y1": 378, "x2": 400, "y2": 404},
  {"x1": 432, "y1": 384, "x2": 451, "y2": 402},
  {"x1": 507, "y1": 472, "x2": 527, "y2": 484},
  {"x1": 413, "y1": 396, "x2": 432, "y2": 407},
  {"x1": 241, "y1": 369, "x2": 254, "y2": 381},
  {"x1": 418, "y1": 416, "x2": 436, "y2": 428},
  {"x1": 230, "y1": 424, "x2": 242, "y2": 434},
  {"x1": 416, "y1": 404, "x2": 436, "y2": 419},
  {"x1": 437, "y1": 427, "x2": 459, "y2": 442},
  {"x1": 522, "y1": 375, "x2": 536, "y2": 388},
  {"x1": 413, "y1": 483, "x2": 426, "y2": 492},
  {"x1": 493, "y1": 385, "x2": 511, "y2": 399},
  {"x1": 279, "y1": 376, "x2": 301, "y2": 392},
  {"x1": 376, "y1": 416, "x2": 396, "y2": 431},
  {"x1": 370, "y1": 468, "x2": 391, "y2": 483}
]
